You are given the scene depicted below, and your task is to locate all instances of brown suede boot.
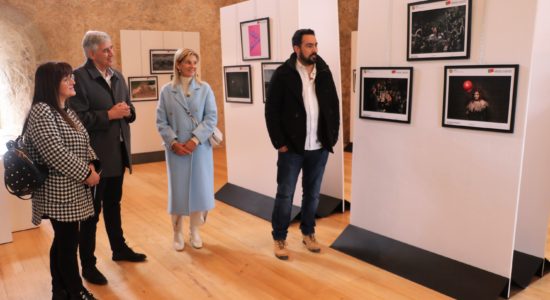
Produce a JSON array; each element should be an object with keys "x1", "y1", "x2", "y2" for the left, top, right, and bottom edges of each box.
[
  {"x1": 302, "y1": 234, "x2": 321, "y2": 253},
  {"x1": 274, "y1": 240, "x2": 289, "y2": 260}
]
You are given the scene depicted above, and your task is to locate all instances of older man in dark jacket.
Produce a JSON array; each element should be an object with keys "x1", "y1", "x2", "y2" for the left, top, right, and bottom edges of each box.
[
  {"x1": 265, "y1": 29, "x2": 340, "y2": 260},
  {"x1": 70, "y1": 31, "x2": 146, "y2": 286}
]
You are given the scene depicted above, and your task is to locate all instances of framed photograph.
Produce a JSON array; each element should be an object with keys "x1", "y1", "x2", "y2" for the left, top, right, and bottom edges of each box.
[
  {"x1": 442, "y1": 65, "x2": 519, "y2": 133},
  {"x1": 150, "y1": 49, "x2": 177, "y2": 74},
  {"x1": 407, "y1": 0, "x2": 472, "y2": 61},
  {"x1": 261, "y1": 62, "x2": 282, "y2": 103},
  {"x1": 224, "y1": 65, "x2": 252, "y2": 104},
  {"x1": 359, "y1": 67, "x2": 413, "y2": 123},
  {"x1": 240, "y1": 17, "x2": 271, "y2": 61},
  {"x1": 128, "y1": 76, "x2": 158, "y2": 102}
]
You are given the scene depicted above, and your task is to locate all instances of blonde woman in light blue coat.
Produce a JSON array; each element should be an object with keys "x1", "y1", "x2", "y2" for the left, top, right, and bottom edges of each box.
[{"x1": 156, "y1": 48, "x2": 217, "y2": 251}]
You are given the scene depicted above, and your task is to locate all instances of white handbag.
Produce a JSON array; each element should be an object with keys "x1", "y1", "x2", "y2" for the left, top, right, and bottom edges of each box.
[
  {"x1": 208, "y1": 126, "x2": 223, "y2": 147},
  {"x1": 182, "y1": 104, "x2": 223, "y2": 147}
]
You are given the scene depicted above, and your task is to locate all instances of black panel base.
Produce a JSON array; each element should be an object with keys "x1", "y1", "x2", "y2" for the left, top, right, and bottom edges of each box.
[
  {"x1": 542, "y1": 258, "x2": 550, "y2": 276},
  {"x1": 511, "y1": 250, "x2": 545, "y2": 288},
  {"x1": 344, "y1": 142, "x2": 353, "y2": 153},
  {"x1": 317, "y1": 194, "x2": 344, "y2": 217},
  {"x1": 344, "y1": 200, "x2": 351, "y2": 210},
  {"x1": 215, "y1": 183, "x2": 343, "y2": 222},
  {"x1": 132, "y1": 151, "x2": 165, "y2": 164},
  {"x1": 331, "y1": 225, "x2": 509, "y2": 299},
  {"x1": 214, "y1": 183, "x2": 300, "y2": 222}
]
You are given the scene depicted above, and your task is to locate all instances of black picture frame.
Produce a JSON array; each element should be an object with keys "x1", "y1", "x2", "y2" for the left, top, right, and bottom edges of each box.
[
  {"x1": 128, "y1": 76, "x2": 158, "y2": 102},
  {"x1": 240, "y1": 17, "x2": 271, "y2": 61},
  {"x1": 442, "y1": 65, "x2": 519, "y2": 133},
  {"x1": 359, "y1": 67, "x2": 413, "y2": 123},
  {"x1": 150, "y1": 49, "x2": 177, "y2": 74},
  {"x1": 261, "y1": 62, "x2": 282, "y2": 103},
  {"x1": 407, "y1": 0, "x2": 472, "y2": 61},
  {"x1": 224, "y1": 65, "x2": 252, "y2": 104}
]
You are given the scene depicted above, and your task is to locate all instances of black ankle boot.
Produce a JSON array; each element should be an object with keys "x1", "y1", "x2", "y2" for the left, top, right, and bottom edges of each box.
[
  {"x1": 52, "y1": 289, "x2": 69, "y2": 300},
  {"x1": 69, "y1": 288, "x2": 97, "y2": 300}
]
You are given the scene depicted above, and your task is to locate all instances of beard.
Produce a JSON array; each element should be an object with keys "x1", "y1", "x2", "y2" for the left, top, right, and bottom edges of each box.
[{"x1": 299, "y1": 52, "x2": 317, "y2": 65}]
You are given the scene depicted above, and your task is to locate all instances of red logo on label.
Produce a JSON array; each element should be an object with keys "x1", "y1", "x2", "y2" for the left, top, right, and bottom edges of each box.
[
  {"x1": 391, "y1": 70, "x2": 396, "y2": 74},
  {"x1": 446, "y1": 0, "x2": 452, "y2": 5},
  {"x1": 488, "y1": 68, "x2": 494, "y2": 73}
]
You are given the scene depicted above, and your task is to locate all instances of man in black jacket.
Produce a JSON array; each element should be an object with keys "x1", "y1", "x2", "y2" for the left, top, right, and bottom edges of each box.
[
  {"x1": 265, "y1": 29, "x2": 340, "y2": 260},
  {"x1": 70, "y1": 31, "x2": 146, "y2": 285}
]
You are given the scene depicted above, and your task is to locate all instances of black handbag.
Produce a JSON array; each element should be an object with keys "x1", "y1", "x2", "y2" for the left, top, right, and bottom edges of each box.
[{"x1": 3, "y1": 136, "x2": 48, "y2": 200}]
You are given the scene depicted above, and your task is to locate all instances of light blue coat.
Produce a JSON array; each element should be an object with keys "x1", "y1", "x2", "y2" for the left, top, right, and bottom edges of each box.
[{"x1": 156, "y1": 80, "x2": 217, "y2": 215}]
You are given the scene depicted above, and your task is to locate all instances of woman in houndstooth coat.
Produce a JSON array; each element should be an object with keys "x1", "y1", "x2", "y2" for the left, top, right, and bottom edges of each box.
[{"x1": 24, "y1": 62, "x2": 100, "y2": 300}]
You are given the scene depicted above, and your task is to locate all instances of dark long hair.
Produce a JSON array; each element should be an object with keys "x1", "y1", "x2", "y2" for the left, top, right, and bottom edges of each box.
[{"x1": 31, "y1": 62, "x2": 78, "y2": 130}]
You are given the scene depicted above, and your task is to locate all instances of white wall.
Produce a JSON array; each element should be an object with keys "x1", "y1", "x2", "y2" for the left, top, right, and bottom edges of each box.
[
  {"x1": 120, "y1": 30, "x2": 200, "y2": 154},
  {"x1": 220, "y1": 0, "x2": 344, "y2": 205},
  {"x1": 514, "y1": 0, "x2": 550, "y2": 258},
  {"x1": 352, "y1": 0, "x2": 538, "y2": 278}
]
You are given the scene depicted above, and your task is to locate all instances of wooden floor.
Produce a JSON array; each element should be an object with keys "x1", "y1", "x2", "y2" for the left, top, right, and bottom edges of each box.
[{"x1": 0, "y1": 148, "x2": 549, "y2": 299}]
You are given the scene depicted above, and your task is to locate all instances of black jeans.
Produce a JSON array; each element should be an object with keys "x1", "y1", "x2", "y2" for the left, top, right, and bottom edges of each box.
[
  {"x1": 50, "y1": 219, "x2": 83, "y2": 294},
  {"x1": 79, "y1": 174, "x2": 126, "y2": 268}
]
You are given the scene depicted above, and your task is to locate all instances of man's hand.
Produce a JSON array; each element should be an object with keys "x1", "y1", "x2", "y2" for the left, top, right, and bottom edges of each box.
[
  {"x1": 108, "y1": 102, "x2": 131, "y2": 120},
  {"x1": 278, "y1": 145, "x2": 288, "y2": 153}
]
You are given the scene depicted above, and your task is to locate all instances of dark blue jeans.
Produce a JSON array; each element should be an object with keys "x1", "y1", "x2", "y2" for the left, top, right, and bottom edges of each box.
[{"x1": 271, "y1": 148, "x2": 329, "y2": 241}]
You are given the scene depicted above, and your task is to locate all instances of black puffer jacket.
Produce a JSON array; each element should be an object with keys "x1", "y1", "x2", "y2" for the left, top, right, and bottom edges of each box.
[{"x1": 265, "y1": 53, "x2": 340, "y2": 154}]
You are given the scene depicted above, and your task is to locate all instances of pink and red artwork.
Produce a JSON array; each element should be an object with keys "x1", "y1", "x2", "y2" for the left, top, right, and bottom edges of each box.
[{"x1": 248, "y1": 24, "x2": 262, "y2": 57}]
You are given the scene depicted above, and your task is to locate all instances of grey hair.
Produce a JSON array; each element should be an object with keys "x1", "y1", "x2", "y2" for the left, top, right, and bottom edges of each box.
[{"x1": 82, "y1": 30, "x2": 111, "y2": 58}]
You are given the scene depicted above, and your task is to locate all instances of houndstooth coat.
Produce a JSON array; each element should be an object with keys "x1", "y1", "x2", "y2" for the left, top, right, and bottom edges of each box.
[{"x1": 24, "y1": 102, "x2": 98, "y2": 225}]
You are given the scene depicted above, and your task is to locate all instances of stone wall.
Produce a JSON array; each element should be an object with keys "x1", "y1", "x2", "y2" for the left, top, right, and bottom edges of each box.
[
  {"x1": 0, "y1": 0, "x2": 357, "y2": 145},
  {"x1": 0, "y1": 0, "x2": 244, "y2": 135}
]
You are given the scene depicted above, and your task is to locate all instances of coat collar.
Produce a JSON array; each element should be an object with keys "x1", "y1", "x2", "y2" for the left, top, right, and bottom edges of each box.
[
  {"x1": 84, "y1": 59, "x2": 120, "y2": 82},
  {"x1": 169, "y1": 79, "x2": 201, "y2": 110}
]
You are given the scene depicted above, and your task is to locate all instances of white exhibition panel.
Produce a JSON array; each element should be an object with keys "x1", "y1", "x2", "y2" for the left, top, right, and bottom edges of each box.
[
  {"x1": 221, "y1": 0, "x2": 344, "y2": 206},
  {"x1": 350, "y1": 31, "x2": 357, "y2": 144},
  {"x1": 120, "y1": 30, "x2": 200, "y2": 154},
  {"x1": 515, "y1": 0, "x2": 550, "y2": 257},
  {"x1": 0, "y1": 158, "x2": 12, "y2": 244},
  {"x1": 298, "y1": 0, "x2": 344, "y2": 202},
  {"x1": 0, "y1": 157, "x2": 36, "y2": 244},
  {"x1": 351, "y1": 0, "x2": 538, "y2": 278}
]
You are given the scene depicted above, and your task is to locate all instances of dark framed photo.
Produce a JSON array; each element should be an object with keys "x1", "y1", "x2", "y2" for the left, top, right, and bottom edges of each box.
[
  {"x1": 261, "y1": 62, "x2": 282, "y2": 103},
  {"x1": 442, "y1": 65, "x2": 519, "y2": 133},
  {"x1": 359, "y1": 67, "x2": 413, "y2": 123},
  {"x1": 407, "y1": 0, "x2": 472, "y2": 61},
  {"x1": 128, "y1": 76, "x2": 158, "y2": 102},
  {"x1": 224, "y1": 65, "x2": 252, "y2": 104},
  {"x1": 150, "y1": 49, "x2": 177, "y2": 74},
  {"x1": 240, "y1": 17, "x2": 271, "y2": 61}
]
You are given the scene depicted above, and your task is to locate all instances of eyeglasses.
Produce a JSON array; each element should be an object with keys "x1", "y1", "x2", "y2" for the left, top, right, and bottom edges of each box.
[{"x1": 62, "y1": 74, "x2": 75, "y2": 83}]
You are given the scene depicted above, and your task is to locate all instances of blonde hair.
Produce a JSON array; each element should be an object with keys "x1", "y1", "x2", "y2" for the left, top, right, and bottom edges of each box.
[{"x1": 172, "y1": 48, "x2": 201, "y2": 87}]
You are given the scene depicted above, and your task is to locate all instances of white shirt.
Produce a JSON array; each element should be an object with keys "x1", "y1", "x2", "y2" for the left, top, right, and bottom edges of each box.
[
  {"x1": 96, "y1": 66, "x2": 113, "y2": 88},
  {"x1": 296, "y1": 60, "x2": 322, "y2": 150}
]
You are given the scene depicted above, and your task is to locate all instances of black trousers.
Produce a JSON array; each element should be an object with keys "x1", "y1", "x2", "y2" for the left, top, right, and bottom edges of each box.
[
  {"x1": 50, "y1": 219, "x2": 83, "y2": 294},
  {"x1": 79, "y1": 174, "x2": 126, "y2": 268}
]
